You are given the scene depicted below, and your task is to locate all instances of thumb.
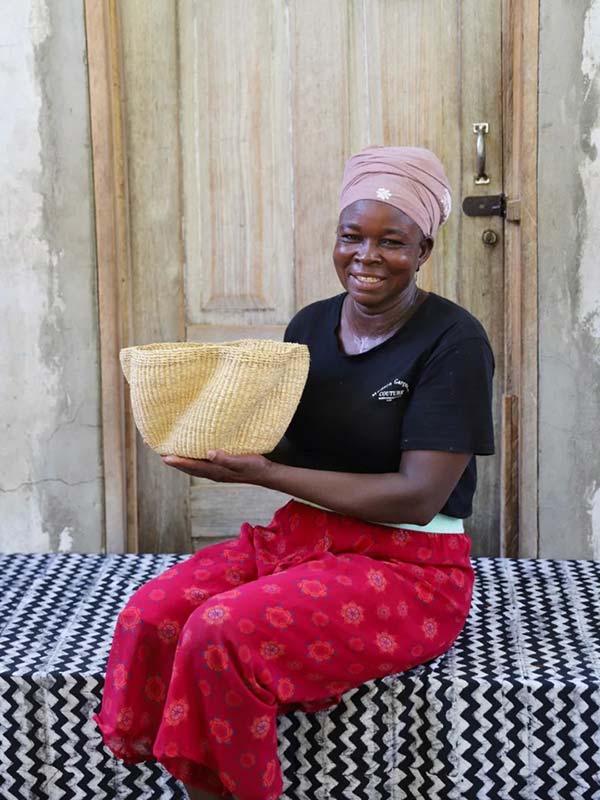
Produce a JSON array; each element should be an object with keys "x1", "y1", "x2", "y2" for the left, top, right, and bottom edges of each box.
[{"x1": 205, "y1": 449, "x2": 234, "y2": 467}]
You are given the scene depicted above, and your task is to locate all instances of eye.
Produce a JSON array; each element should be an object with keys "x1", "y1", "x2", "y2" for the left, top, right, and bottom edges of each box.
[
  {"x1": 380, "y1": 238, "x2": 404, "y2": 247},
  {"x1": 339, "y1": 232, "x2": 361, "y2": 242}
]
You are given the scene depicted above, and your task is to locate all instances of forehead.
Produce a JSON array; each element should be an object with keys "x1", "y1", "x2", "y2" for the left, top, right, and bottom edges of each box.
[{"x1": 338, "y1": 199, "x2": 420, "y2": 236}]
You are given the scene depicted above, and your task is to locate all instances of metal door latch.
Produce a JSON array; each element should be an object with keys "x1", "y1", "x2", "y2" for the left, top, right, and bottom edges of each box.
[{"x1": 462, "y1": 193, "x2": 506, "y2": 217}]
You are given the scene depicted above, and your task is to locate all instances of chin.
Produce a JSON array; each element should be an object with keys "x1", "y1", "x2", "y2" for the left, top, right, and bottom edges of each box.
[{"x1": 347, "y1": 292, "x2": 388, "y2": 311}]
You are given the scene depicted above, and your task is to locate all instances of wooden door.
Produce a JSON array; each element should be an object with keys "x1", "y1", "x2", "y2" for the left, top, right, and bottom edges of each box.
[{"x1": 88, "y1": 0, "x2": 539, "y2": 558}]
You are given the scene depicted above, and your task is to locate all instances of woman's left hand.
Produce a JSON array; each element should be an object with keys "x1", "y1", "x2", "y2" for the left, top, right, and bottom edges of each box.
[{"x1": 161, "y1": 450, "x2": 274, "y2": 485}]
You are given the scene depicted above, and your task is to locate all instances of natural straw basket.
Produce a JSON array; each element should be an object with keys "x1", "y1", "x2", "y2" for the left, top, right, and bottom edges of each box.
[{"x1": 120, "y1": 340, "x2": 310, "y2": 459}]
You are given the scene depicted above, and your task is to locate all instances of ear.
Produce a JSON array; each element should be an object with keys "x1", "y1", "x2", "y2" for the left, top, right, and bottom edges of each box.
[{"x1": 418, "y1": 236, "x2": 434, "y2": 267}]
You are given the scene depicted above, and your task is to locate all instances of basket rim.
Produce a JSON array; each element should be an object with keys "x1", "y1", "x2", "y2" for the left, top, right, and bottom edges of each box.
[
  {"x1": 120, "y1": 340, "x2": 310, "y2": 371},
  {"x1": 122, "y1": 340, "x2": 307, "y2": 354}
]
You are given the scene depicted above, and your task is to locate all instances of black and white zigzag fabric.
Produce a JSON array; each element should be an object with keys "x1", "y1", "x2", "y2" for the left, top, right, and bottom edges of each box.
[{"x1": 0, "y1": 554, "x2": 599, "y2": 799}]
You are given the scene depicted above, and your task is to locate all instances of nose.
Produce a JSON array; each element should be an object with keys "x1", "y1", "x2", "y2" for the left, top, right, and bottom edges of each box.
[{"x1": 356, "y1": 239, "x2": 382, "y2": 263}]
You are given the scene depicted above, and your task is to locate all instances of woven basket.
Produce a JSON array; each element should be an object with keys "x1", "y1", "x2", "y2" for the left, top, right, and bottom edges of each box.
[{"x1": 120, "y1": 340, "x2": 310, "y2": 459}]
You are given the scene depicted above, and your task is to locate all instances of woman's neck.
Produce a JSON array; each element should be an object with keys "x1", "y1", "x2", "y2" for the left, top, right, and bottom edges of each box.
[{"x1": 339, "y1": 285, "x2": 427, "y2": 354}]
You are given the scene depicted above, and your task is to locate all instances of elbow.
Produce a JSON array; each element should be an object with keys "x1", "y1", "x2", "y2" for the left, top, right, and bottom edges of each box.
[
  {"x1": 410, "y1": 493, "x2": 442, "y2": 526},
  {"x1": 412, "y1": 508, "x2": 436, "y2": 526}
]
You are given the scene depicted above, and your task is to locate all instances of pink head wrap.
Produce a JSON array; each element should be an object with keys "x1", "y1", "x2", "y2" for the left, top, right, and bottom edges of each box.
[{"x1": 339, "y1": 145, "x2": 452, "y2": 239}]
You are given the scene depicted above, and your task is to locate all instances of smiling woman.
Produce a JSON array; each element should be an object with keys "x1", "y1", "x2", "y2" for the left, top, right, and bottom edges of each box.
[{"x1": 94, "y1": 146, "x2": 495, "y2": 800}]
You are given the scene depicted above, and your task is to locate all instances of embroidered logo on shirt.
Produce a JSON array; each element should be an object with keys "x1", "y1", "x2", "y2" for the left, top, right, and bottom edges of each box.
[{"x1": 372, "y1": 378, "x2": 410, "y2": 402}]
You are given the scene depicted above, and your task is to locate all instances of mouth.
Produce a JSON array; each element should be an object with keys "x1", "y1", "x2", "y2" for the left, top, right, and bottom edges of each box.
[{"x1": 350, "y1": 273, "x2": 385, "y2": 288}]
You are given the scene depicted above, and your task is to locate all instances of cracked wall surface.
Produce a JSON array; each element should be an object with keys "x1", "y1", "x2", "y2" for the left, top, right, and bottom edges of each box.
[
  {"x1": 538, "y1": 0, "x2": 600, "y2": 557},
  {"x1": 0, "y1": 0, "x2": 103, "y2": 552}
]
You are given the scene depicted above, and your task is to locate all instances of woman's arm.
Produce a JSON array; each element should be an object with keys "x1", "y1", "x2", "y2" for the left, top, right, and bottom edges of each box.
[{"x1": 162, "y1": 448, "x2": 472, "y2": 524}]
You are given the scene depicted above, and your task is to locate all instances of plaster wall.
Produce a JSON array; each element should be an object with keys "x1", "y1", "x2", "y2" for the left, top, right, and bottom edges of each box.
[
  {"x1": 0, "y1": 0, "x2": 103, "y2": 552},
  {"x1": 538, "y1": 0, "x2": 600, "y2": 557}
]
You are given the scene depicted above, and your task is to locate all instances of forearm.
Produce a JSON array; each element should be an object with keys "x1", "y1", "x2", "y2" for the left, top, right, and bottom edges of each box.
[
  {"x1": 162, "y1": 449, "x2": 469, "y2": 524},
  {"x1": 258, "y1": 461, "x2": 431, "y2": 524}
]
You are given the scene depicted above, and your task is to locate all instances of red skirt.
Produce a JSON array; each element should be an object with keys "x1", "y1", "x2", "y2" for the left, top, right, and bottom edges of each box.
[{"x1": 94, "y1": 500, "x2": 474, "y2": 800}]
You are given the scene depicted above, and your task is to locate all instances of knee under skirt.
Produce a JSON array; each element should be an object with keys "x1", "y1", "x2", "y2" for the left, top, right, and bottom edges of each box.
[{"x1": 94, "y1": 500, "x2": 475, "y2": 800}]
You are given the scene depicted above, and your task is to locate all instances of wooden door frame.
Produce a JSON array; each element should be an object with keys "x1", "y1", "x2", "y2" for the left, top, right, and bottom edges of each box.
[
  {"x1": 85, "y1": 0, "x2": 138, "y2": 552},
  {"x1": 85, "y1": 0, "x2": 540, "y2": 556},
  {"x1": 501, "y1": 0, "x2": 539, "y2": 557}
]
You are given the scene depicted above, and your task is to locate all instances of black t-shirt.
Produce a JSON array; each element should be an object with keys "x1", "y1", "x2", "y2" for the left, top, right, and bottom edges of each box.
[{"x1": 282, "y1": 291, "x2": 495, "y2": 519}]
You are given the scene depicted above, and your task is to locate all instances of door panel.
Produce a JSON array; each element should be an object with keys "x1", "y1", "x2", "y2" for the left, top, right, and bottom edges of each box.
[
  {"x1": 118, "y1": 0, "x2": 504, "y2": 556},
  {"x1": 180, "y1": 0, "x2": 295, "y2": 327},
  {"x1": 457, "y1": 0, "x2": 504, "y2": 549},
  {"x1": 290, "y1": 0, "x2": 364, "y2": 308}
]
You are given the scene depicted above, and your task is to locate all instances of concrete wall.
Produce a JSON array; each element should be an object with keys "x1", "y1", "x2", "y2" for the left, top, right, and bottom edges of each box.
[
  {"x1": 0, "y1": 0, "x2": 103, "y2": 553},
  {"x1": 538, "y1": 0, "x2": 600, "y2": 558}
]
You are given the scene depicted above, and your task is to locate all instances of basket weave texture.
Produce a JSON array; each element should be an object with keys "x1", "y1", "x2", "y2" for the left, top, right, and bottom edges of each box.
[{"x1": 120, "y1": 340, "x2": 310, "y2": 459}]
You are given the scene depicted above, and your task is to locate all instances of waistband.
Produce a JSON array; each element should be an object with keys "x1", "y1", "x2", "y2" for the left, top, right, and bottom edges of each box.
[{"x1": 291, "y1": 497, "x2": 465, "y2": 533}]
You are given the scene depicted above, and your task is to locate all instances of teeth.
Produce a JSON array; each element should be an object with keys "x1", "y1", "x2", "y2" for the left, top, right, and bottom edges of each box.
[{"x1": 355, "y1": 275, "x2": 380, "y2": 283}]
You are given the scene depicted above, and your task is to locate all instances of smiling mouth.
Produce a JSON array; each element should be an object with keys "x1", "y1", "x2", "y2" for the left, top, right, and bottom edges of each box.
[{"x1": 351, "y1": 274, "x2": 384, "y2": 285}]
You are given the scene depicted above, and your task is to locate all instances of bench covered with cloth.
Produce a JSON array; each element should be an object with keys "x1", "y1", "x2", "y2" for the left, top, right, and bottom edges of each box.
[{"x1": 0, "y1": 553, "x2": 599, "y2": 800}]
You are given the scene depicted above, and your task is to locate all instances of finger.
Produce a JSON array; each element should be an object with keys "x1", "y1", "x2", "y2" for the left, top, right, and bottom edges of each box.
[
  {"x1": 206, "y1": 449, "x2": 238, "y2": 468},
  {"x1": 161, "y1": 455, "x2": 217, "y2": 477},
  {"x1": 162, "y1": 457, "x2": 231, "y2": 481},
  {"x1": 162, "y1": 454, "x2": 207, "y2": 468}
]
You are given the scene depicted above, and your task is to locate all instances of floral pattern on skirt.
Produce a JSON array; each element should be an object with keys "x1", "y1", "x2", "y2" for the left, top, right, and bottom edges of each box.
[{"x1": 94, "y1": 500, "x2": 475, "y2": 800}]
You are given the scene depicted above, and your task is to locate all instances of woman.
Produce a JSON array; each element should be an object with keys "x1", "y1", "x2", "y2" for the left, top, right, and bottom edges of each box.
[{"x1": 94, "y1": 146, "x2": 495, "y2": 800}]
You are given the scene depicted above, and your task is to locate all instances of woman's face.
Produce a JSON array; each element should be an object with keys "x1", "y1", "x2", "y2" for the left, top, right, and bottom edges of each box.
[{"x1": 333, "y1": 199, "x2": 433, "y2": 311}]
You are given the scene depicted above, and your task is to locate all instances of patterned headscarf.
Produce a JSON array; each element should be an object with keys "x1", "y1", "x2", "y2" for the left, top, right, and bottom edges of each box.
[{"x1": 339, "y1": 145, "x2": 452, "y2": 239}]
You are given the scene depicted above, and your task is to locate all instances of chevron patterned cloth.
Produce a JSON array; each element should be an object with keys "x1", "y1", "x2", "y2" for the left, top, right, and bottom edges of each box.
[{"x1": 0, "y1": 554, "x2": 599, "y2": 800}]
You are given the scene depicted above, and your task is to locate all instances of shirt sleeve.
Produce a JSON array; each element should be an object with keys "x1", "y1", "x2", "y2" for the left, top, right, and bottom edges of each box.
[
  {"x1": 283, "y1": 321, "x2": 295, "y2": 343},
  {"x1": 283, "y1": 311, "x2": 303, "y2": 344},
  {"x1": 400, "y1": 336, "x2": 495, "y2": 455}
]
